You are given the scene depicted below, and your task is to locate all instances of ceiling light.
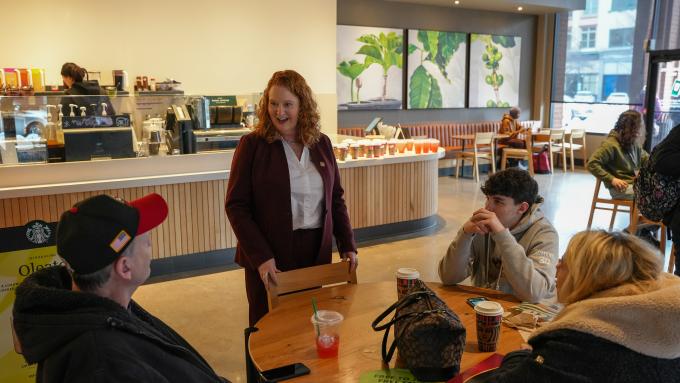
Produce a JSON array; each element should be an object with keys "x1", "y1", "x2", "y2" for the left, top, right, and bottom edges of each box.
[
  {"x1": 454, "y1": 0, "x2": 460, "y2": 4},
  {"x1": 517, "y1": 6, "x2": 523, "y2": 11}
]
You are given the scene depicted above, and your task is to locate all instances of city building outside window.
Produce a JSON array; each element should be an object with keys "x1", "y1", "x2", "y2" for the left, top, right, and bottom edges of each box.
[
  {"x1": 580, "y1": 26, "x2": 597, "y2": 49},
  {"x1": 585, "y1": 0, "x2": 598, "y2": 15},
  {"x1": 609, "y1": 28, "x2": 634, "y2": 47},
  {"x1": 611, "y1": 0, "x2": 637, "y2": 11}
]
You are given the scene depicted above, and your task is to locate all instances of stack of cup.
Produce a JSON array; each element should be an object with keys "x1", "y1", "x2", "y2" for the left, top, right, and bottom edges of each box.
[
  {"x1": 395, "y1": 268, "x2": 420, "y2": 299},
  {"x1": 474, "y1": 301, "x2": 504, "y2": 352}
]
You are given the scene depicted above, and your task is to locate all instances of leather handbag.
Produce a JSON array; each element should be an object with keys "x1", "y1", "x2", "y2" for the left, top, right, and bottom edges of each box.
[{"x1": 371, "y1": 280, "x2": 466, "y2": 381}]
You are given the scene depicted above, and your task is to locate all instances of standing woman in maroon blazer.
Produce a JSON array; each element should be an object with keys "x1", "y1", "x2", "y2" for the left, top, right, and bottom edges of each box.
[{"x1": 225, "y1": 70, "x2": 358, "y2": 325}]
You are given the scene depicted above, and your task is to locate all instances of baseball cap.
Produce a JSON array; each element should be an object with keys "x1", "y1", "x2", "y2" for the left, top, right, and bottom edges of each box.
[{"x1": 57, "y1": 193, "x2": 168, "y2": 274}]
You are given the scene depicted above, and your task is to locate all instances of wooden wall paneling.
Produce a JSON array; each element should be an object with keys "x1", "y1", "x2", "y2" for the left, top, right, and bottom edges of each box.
[
  {"x1": 0, "y1": 200, "x2": 6, "y2": 228},
  {"x1": 19, "y1": 198, "x2": 28, "y2": 225},
  {"x1": 183, "y1": 182, "x2": 191, "y2": 255},
  {"x1": 166, "y1": 184, "x2": 176, "y2": 258},
  {"x1": 171, "y1": 183, "x2": 182, "y2": 257},
  {"x1": 204, "y1": 181, "x2": 212, "y2": 251},
  {"x1": 197, "y1": 181, "x2": 206, "y2": 253},
  {"x1": 218, "y1": 180, "x2": 227, "y2": 249}
]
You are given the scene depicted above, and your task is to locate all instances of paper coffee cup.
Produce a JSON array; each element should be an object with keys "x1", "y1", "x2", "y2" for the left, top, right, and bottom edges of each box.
[
  {"x1": 395, "y1": 268, "x2": 420, "y2": 299},
  {"x1": 474, "y1": 301, "x2": 503, "y2": 352}
]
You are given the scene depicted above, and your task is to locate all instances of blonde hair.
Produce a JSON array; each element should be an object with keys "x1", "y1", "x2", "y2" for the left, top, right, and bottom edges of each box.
[
  {"x1": 558, "y1": 230, "x2": 662, "y2": 304},
  {"x1": 255, "y1": 70, "x2": 321, "y2": 146}
]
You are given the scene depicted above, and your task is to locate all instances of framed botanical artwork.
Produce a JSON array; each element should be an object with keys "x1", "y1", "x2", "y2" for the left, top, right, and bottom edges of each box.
[
  {"x1": 469, "y1": 33, "x2": 522, "y2": 108},
  {"x1": 407, "y1": 29, "x2": 467, "y2": 109},
  {"x1": 337, "y1": 25, "x2": 403, "y2": 110}
]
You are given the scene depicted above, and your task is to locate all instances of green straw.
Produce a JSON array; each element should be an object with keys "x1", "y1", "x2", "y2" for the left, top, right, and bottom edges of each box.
[{"x1": 312, "y1": 297, "x2": 320, "y2": 337}]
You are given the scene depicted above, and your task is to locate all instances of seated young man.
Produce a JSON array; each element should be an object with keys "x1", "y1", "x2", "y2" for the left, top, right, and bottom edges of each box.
[
  {"x1": 12, "y1": 193, "x2": 229, "y2": 383},
  {"x1": 439, "y1": 168, "x2": 559, "y2": 302}
]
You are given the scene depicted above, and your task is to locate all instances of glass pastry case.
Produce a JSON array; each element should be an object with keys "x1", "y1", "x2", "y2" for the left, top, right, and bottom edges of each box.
[{"x1": 0, "y1": 93, "x2": 253, "y2": 166}]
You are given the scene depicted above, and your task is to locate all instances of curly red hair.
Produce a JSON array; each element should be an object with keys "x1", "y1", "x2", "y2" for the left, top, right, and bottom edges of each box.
[{"x1": 255, "y1": 70, "x2": 321, "y2": 146}]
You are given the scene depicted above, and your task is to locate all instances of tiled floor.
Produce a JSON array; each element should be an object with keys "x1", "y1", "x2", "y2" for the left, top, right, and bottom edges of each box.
[{"x1": 134, "y1": 169, "x2": 667, "y2": 382}]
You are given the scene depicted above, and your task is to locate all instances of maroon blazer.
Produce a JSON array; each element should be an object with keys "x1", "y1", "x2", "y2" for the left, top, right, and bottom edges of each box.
[{"x1": 225, "y1": 132, "x2": 357, "y2": 271}]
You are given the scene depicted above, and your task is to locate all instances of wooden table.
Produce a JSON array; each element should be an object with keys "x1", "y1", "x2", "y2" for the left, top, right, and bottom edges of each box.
[
  {"x1": 450, "y1": 133, "x2": 509, "y2": 152},
  {"x1": 249, "y1": 281, "x2": 523, "y2": 382}
]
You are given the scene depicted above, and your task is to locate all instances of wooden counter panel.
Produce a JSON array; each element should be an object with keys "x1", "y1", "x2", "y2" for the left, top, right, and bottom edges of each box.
[
  {"x1": 0, "y1": 179, "x2": 236, "y2": 260},
  {"x1": 340, "y1": 159, "x2": 438, "y2": 229},
  {"x1": 1, "y1": 159, "x2": 438, "y2": 261}
]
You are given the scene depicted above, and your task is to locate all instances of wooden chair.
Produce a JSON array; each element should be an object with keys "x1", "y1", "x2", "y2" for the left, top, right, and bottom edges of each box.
[
  {"x1": 266, "y1": 262, "x2": 357, "y2": 309},
  {"x1": 455, "y1": 132, "x2": 496, "y2": 183},
  {"x1": 534, "y1": 129, "x2": 567, "y2": 173},
  {"x1": 500, "y1": 131, "x2": 534, "y2": 176},
  {"x1": 587, "y1": 178, "x2": 636, "y2": 231},
  {"x1": 668, "y1": 244, "x2": 677, "y2": 274},
  {"x1": 587, "y1": 178, "x2": 668, "y2": 255},
  {"x1": 563, "y1": 128, "x2": 587, "y2": 171}
]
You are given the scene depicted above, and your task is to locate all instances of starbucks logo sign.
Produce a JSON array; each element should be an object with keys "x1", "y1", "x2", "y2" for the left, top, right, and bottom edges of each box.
[{"x1": 25, "y1": 220, "x2": 52, "y2": 245}]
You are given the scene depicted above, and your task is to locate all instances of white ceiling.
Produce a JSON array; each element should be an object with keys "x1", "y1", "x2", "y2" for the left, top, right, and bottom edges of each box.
[{"x1": 380, "y1": 0, "x2": 585, "y2": 14}]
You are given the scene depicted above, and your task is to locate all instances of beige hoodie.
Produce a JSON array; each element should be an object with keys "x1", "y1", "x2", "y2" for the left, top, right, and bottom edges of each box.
[
  {"x1": 532, "y1": 273, "x2": 680, "y2": 359},
  {"x1": 439, "y1": 202, "x2": 559, "y2": 303}
]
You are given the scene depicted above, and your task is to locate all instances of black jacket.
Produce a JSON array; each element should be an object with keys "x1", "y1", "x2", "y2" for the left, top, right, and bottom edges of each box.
[
  {"x1": 652, "y1": 123, "x2": 680, "y2": 245},
  {"x1": 60, "y1": 81, "x2": 115, "y2": 116},
  {"x1": 487, "y1": 276, "x2": 680, "y2": 383},
  {"x1": 488, "y1": 329, "x2": 680, "y2": 383},
  {"x1": 13, "y1": 266, "x2": 227, "y2": 383}
]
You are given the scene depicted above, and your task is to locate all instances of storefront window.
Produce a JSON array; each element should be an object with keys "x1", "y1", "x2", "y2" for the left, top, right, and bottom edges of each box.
[{"x1": 551, "y1": 0, "x2": 651, "y2": 133}]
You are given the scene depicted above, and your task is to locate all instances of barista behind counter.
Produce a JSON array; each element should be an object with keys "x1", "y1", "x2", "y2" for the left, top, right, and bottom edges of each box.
[{"x1": 60, "y1": 62, "x2": 115, "y2": 117}]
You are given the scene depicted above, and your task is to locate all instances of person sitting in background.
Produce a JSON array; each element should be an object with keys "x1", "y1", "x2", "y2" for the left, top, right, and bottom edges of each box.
[
  {"x1": 12, "y1": 194, "x2": 228, "y2": 383},
  {"x1": 650, "y1": 123, "x2": 680, "y2": 275},
  {"x1": 499, "y1": 107, "x2": 525, "y2": 148},
  {"x1": 60, "y1": 62, "x2": 115, "y2": 116},
  {"x1": 487, "y1": 230, "x2": 680, "y2": 383},
  {"x1": 588, "y1": 110, "x2": 648, "y2": 200},
  {"x1": 438, "y1": 168, "x2": 559, "y2": 303}
]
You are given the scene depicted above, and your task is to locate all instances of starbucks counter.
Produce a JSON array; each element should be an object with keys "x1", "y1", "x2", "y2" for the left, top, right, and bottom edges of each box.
[{"x1": 0, "y1": 148, "x2": 442, "y2": 275}]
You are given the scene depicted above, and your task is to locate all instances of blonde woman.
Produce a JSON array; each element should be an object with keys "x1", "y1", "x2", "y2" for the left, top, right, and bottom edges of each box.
[{"x1": 488, "y1": 230, "x2": 680, "y2": 382}]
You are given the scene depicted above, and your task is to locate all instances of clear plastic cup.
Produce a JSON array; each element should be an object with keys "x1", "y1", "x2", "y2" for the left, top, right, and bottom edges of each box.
[
  {"x1": 429, "y1": 139, "x2": 440, "y2": 153},
  {"x1": 396, "y1": 140, "x2": 407, "y2": 154},
  {"x1": 310, "y1": 310, "x2": 344, "y2": 358},
  {"x1": 414, "y1": 140, "x2": 424, "y2": 154}
]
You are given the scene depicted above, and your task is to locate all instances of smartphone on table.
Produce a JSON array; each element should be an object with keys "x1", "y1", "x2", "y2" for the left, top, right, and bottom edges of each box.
[
  {"x1": 466, "y1": 296, "x2": 488, "y2": 308},
  {"x1": 260, "y1": 362, "x2": 310, "y2": 382}
]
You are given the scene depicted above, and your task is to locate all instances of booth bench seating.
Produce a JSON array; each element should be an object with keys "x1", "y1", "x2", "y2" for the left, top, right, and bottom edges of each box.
[{"x1": 338, "y1": 120, "x2": 541, "y2": 159}]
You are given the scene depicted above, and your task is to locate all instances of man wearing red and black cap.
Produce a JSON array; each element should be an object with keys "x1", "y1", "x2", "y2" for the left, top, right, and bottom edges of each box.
[{"x1": 12, "y1": 193, "x2": 229, "y2": 383}]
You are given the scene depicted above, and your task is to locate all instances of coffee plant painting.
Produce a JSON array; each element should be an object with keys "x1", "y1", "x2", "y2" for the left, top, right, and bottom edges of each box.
[
  {"x1": 407, "y1": 29, "x2": 467, "y2": 109},
  {"x1": 469, "y1": 33, "x2": 521, "y2": 108},
  {"x1": 337, "y1": 25, "x2": 403, "y2": 110}
]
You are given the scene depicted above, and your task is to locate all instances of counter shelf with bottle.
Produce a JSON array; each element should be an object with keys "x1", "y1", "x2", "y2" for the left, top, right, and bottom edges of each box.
[{"x1": 0, "y1": 94, "x2": 256, "y2": 166}]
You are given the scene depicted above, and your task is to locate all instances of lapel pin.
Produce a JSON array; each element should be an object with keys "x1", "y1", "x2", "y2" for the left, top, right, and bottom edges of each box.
[{"x1": 320, "y1": 161, "x2": 325, "y2": 167}]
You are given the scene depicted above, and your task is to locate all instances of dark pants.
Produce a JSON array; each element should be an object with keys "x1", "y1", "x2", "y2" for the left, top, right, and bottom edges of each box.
[{"x1": 245, "y1": 228, "x2": 323, "y2": 326}]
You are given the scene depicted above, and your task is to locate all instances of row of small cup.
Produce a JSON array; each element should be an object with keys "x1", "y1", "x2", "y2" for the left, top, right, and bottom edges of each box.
[{"x1": 333, "y1": 138, "x2": 440, "y2": 161}]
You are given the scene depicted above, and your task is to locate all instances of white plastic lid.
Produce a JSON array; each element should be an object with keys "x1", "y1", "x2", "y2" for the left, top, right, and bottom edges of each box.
[
  {"x1": 474, "y1": 301, "x2": 504, "y2": 316},
  {"x1": 310, "y1": 310, "x2": 344, "y2": 326},
  {"x1": 395, "y1": 268, "x2": 420, "y2": 279}
]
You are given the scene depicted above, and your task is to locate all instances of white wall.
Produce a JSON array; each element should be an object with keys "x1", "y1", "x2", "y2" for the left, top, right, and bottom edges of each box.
[{"x1": 1, "y1": 0, "x2": 338, "y2": 132}]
